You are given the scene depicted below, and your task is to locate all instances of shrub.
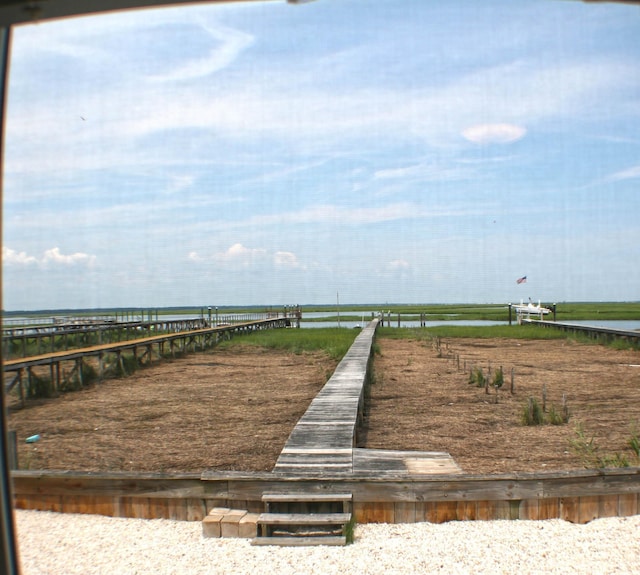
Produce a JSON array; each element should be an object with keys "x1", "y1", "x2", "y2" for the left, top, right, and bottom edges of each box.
[
  {"x1": 492, "y1": 367, "x2": 504, "y2": 389},
  {"x1": 547, "y1": 403, "x2": 570, "y2": 425},
  {"x1": 468, "y1": 367, "x2": 486, "y2": 388},
  {"x1": 27, "y1": 373, "x2": 53, "y2": 399},
  {"x1": 570, "y1": 422, "x2": 635, "y2": 469},
  {"x1": 521, "y1": 397, "x2": 545, "y2": 426}
]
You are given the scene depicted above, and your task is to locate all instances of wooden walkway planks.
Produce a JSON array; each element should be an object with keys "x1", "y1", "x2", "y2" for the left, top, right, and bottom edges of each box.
[
  {"x1": 273, "y1": 320, "x2": 378, "y2": 475},
  {"x1": 272, "y1": 319, "x2": 462, "y2": 477},
  {"x1": 352, "y1": 449, "x2": 462, "y2": 476}
]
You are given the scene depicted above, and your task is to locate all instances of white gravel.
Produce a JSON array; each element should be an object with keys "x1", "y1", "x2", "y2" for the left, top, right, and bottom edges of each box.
[{"x1": 15, "y1": 510, "x2": 640, "y2": 575}]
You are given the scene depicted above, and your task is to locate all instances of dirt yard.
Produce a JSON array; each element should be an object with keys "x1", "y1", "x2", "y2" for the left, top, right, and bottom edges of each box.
[
  {"x1": 7, "y1": 336, "x2": 640, "y2": 474},
  {"x1": 365, "y1": 337, "x2": 640, "y2": 474}
]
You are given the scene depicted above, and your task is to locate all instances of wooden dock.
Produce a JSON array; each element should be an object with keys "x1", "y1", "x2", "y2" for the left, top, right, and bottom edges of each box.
[
  {"x1": 273, "y1": 319, "x2": 460, "y2": 477},
  {"x1": 524, "y1": 319, "x2": 640, "y2": 345},
  {"x1": 3, "y1": 318, "x2": 289, "y2": 405}
]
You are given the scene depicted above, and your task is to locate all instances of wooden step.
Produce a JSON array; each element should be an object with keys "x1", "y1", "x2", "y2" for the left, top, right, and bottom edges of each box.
[
  {"x1": 251, "y1": 536, "x2": 347, "y2": 547},
  {"x1": 262, "y1": 492, "x2": 352, "y2": 504},
  {"x1": 257, "y1": 512, "x2": 351, "y2": 525}
]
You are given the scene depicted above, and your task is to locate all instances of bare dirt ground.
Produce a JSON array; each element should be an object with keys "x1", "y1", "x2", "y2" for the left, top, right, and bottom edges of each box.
[
  {"x1": 8, "y1": 347, "x2": 336, "y2": 473},
  {"x1": 364, "y1": 337, "x2": 640, "y2": 474},
  {"x1": 7, "y1": 337, "x2": 640, "y2": 474}
]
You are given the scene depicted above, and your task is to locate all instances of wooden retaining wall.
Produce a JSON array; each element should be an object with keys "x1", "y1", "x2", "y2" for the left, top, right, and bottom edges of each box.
[{"x1": 12, "y1": 468, "x2": 639, "y2": 524}]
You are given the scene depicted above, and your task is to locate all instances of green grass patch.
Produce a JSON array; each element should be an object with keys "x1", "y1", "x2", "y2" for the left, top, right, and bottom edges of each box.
[
  {"x1": 377, "y1": 325, "x2": 567, "y2": 340},
  {"x1": 217, "y1": 328, "x2": 359, "y2": 361}
]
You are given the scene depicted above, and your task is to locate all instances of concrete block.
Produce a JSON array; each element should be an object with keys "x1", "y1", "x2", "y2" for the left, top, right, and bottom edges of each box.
[
  {"x1": 202, "y1": 514, "x2": 224, "y2": 538},
  {"x1": 238, "y1": 512, "x2": 260, "y2": 538},
  {"x1": 220, "y1": 509, "x2": 247, "y2": 538},
  {"x1": 202, "y1": 507, "x2": 232, "y2": 537}
]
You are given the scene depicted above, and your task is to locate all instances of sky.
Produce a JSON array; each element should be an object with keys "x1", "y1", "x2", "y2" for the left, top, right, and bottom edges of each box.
[{"x1": 2, "y1": 0, "x2": 639, "y2": 310}]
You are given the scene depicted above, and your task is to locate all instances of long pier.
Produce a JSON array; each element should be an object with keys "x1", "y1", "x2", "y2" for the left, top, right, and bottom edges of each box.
[
  {"x1": 3, "y1": 318, "x2": 290, "y2": 405},
  {"x1": 2, "y1": 311, "x2": 300, "y2": 361},
  {"x1": 524, "y1": 319, "x2": 640, "y2": 345}
]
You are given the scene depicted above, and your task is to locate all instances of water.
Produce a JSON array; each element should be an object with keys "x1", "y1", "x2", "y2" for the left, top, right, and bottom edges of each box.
[
  {"x1": 301, "y1": 312, "x2": 640, "y2": 331},
  {"x1": 558, "y1": 320, "x2": 640, "y2": 332},
  {"x1": 303, "y1": 315, "x2": 508, "y2": 329}
]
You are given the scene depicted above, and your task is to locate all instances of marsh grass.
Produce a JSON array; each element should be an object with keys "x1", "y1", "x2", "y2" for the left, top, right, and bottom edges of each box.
[
  {"x1": 521, "y1": 397, "x2": 545, "y2": 426},
  {"x1": 218, "y1": 327, "x2": 359, "y2": 361},
  {"x1": 468, "y1": 367, "x2": 486, "y2": 388},
  {"x1": 378, "y1": 325, "x2": 566, "y2": 340},
  {"x1": 569, "y1": 422, "x2": 639, "y2": 469}
]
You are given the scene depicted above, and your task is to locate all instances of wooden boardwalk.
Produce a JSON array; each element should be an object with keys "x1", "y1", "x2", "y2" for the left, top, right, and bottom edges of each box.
[
  {"x1": 3, "y1": 318, "x2": 289, "y2": 404},
  {"x1": 273, "y1": 319, "x2": 461, "y2": 477}
]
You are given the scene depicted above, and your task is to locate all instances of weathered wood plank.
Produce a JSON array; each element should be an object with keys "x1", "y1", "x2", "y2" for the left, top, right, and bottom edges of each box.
[
  {"x1": 418, "y1": 501, "x2": 439, "y2": 523},
  {"x1": 274, "y1": 321, "x2": 379, "y2": 475},
  {"x1": 456, "y1": 500, "x2": 477, "y2": 521},
  {"x1": 353, "y1": 501, "x2": 394, "y2": 524},
  {"x1": 63, "y1": 495, "x2": 116, "y2": 517},
  {"x1": 252, "y1": 536, "x2": 346, "y2": 547},
  {"x1": 258, "y1": 513, "x2": 351, "y2": 525},
  {"x1": 519, "y1": 498, "x2": 539, "y2": 520},
  {"x1": 597, "y1": 494, "x2": 619, "y2": 519},
  {"x1": 560, "y1": 496, "x2": 580, "y2": 523},
  {"x1": 579, "y1": 495, "x2": 600, "y2": 524},
  {"x1": 538, "y1": 497, "x2": 560, "y2": 520},
  {"x1": 435, "y1": 501, "x2": 458, "y2": 523},
  {"x1": 262, "y1": 493, "x2": 352, "y2": 503},
  {"x1": 476, "y1": 499, "x2": 498, "y2": 521},
  {"x1": 394, "y1": 501, "x2": 417, "y2": 523},
  {"x1": 618, "y1": 493, "x2": 638, "y2": 517}
]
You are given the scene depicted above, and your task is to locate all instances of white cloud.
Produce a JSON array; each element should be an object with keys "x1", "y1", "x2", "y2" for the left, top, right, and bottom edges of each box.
[
  {"x1": 3, "y1": 246, "x2": 96, "y2": 267},
  {"x1": 2, "y1": 247, "x2": 38, "y2": 266},
  {"x1": 462, "y1": 123, "x2": 527, "y2": 144},
  {"x1": 43, "y1": 247, "x2": 97, "y2": 267},
  {"x1": 189, "y1": 245, "x2": 304, "y2": 270},
  {"x1": 239, "y1": 202, "x2": 491, "y2": 229},
  {"x1": 607, "y1": 165, "x2": 640, "y2": 182},
  {"x1": 274, "y1": 251, "x2": 301, "y2": 269},
  {"x1": 388, "y1": 259, "x2": 410, "y2": 270},
  {"x1": 166, "y1": 175, "x2": 195, "y2": 194},
  {"x1": 213, "y1": 243, "x2": 267, "y2": 265},
  {"x1": 147, "y1": 21, "x2": 254, "y2": 82}
]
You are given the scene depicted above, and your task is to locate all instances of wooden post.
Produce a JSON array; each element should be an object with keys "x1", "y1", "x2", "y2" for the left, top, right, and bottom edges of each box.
[
  {"x1": 77, "y1": 358, "x2": 84, "y2": 388},
  {"x1": 542, "y1": 384, "x2": 547, "y2": 412},
  {"x1": 117, "y1": 351, "x2": 126, "y2": 376},
  {"x1": 49, "y1": 363, "x2": 56, "y2": 394},
  {"x1": 18, "y1": 369, "x2": 24, "y2": 407},
  {"x1": 26, "y1": 367, "x2": 33, "y2": 399},
  {"x1": 510, "y1": 367, "x2": 515, "y2": 395},
  {"x1": 7, "y1": 431, "x2": 17, "y2": 470}
]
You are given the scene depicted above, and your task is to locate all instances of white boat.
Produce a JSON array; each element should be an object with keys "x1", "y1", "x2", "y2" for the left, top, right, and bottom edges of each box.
[{"x1": 512, "y1": 299, "x2": 552, "y2": 322}]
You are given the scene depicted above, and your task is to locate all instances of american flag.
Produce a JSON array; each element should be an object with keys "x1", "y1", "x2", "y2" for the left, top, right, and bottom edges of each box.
[{"x1": 516, "y1": 276, "x2": 527, "y2": 284}]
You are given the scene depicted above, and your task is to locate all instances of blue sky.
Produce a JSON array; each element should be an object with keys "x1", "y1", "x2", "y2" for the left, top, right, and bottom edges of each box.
[{"x1": 3, "y1": 0, "x2": 639, "y2": 310}]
